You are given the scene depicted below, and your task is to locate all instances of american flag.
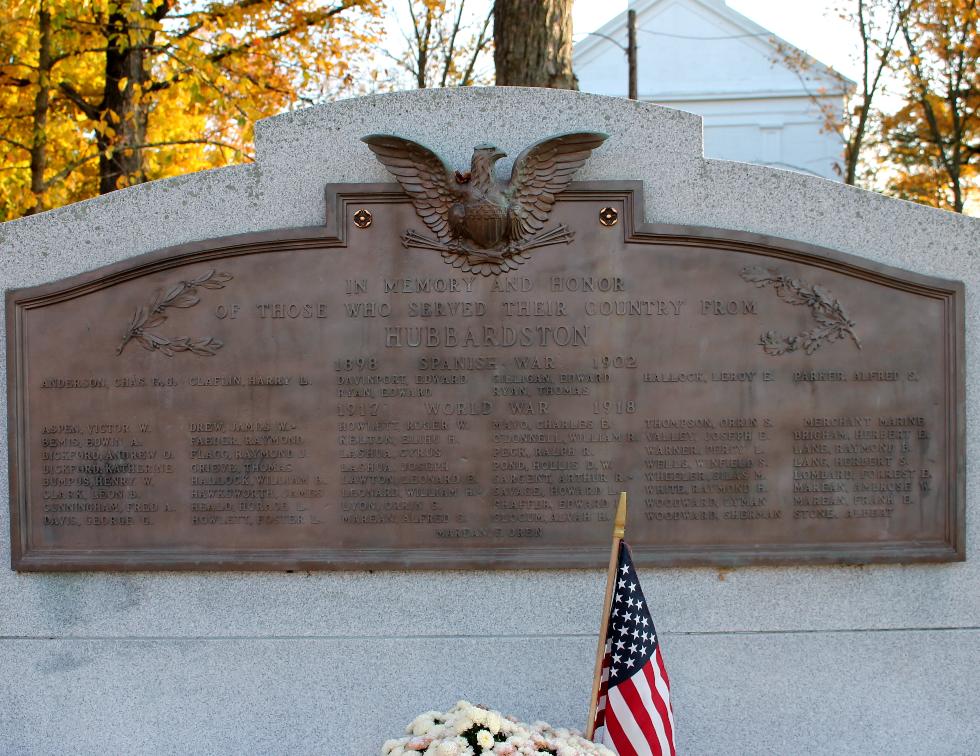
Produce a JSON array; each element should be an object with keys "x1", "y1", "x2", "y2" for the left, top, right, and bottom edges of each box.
[{"x1": 592, "y1": 542, "x2": 676, "y2": 755}]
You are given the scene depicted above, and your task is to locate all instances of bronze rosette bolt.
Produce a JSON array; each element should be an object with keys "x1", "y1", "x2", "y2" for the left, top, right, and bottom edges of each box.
[
  {"x1": 353, "y1": 209, "x2": 373, "y2": 229},
  {"x1": 599, "y1": 207, "x2": 619, "y2": 226}
]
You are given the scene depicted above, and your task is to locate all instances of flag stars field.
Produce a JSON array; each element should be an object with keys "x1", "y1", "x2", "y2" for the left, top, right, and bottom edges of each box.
[{"x1": 593, "y1": 541, "x2": 677, "y2": 755}]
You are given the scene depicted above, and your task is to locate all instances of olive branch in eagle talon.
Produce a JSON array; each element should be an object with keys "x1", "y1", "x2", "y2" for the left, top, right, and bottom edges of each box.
[
  {"x1": 117, "y1": 270, "x2": 232, "y2": 357},
  {"x1": 740, "y1": 265, "x2": 861, "y2": 356},
  {"x1": 361, "y1": 131, "x2": 607, "y2": 276}
]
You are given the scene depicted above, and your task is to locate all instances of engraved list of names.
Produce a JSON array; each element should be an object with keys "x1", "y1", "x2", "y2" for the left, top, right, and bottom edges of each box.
[{"x1": 7, "y1": 188, "x2": 963, "y2": 569}]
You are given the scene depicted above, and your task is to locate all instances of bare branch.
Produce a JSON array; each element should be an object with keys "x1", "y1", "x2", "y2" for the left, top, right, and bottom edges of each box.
[
  {"x1": 56, "y1": 81, "x2": 100, "y2": 120},
  {"x1": 135, "y1": 138, "x2": 250, "y2": 156},
  {"x1": 459, "y1": 8, "x2": 492, "y2": 86},
  {"x1": 0, "y1": 134, "x2": 30, "y2": 151},
  {"x1": 207, "y1": 2, "x2": 360, "y2": 64},
  {"x1": 441, "y1": 0, "x2": 467, "y2": 88},
  {"x1": 39, "y1": 150, "x2": 101, "y2": 189},
  {"x1": 0, "y1": 73, "x2": 33, "y2": 87}
]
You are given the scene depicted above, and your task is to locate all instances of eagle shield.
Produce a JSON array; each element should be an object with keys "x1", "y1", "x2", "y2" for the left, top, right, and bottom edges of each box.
[{"x1": 464, "y1": 200, "x2": 509, "y2": 249}]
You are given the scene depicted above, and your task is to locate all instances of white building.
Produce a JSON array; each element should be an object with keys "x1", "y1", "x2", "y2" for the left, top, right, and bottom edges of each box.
[{"x1": 574, "y1": 0, "x2": 853, "y2": 180}]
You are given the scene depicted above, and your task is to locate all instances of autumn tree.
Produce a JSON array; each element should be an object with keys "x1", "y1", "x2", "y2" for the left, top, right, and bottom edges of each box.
[
  {"x1": 839, "y1": 0, "x2": 912, "y2": 185},
  {"x1": 774, "y1": 0, "x2": 911, "y2": 186},
  {"x1": 0, "y1": 0, "x2": 381, "y2": 220},
  {"x1": 883, "y1": 0, "x2": 979, "y2": 211},
  {"x1": 493, "y1": 0, "x2": 577, "y2": 89},
  {"x1": 0, "y1": 0, "x2": 104, "y2": 215},
  {"x1": 387, "y1": 0, "x2": 493, "y2": 89}
]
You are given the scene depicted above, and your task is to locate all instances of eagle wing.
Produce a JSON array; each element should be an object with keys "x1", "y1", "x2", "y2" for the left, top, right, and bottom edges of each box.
[
  {"x1": 362, "y1": 134, "x2": 461, "y2": 242},
  {"x1": 507, "y1": 132, "x2": 608, "y2": 240}
]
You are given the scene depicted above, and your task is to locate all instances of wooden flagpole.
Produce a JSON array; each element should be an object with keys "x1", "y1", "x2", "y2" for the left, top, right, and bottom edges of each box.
[{"x1": 585, "y1": 491, "x2": 628, "y2": 740}]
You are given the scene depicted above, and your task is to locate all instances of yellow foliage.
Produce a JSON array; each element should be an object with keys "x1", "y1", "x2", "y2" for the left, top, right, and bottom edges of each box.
[
  {"x1": 883, "y1": 0, "x2": 980, "y2": 213},
  {"x1": 0, "y1": 0, "x2": 383, "y2": 220}
]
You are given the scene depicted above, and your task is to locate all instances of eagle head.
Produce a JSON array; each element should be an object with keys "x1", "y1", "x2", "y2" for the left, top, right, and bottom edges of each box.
[{"x1": 470, "y1": 143, "x2": 506, "y2": 193}]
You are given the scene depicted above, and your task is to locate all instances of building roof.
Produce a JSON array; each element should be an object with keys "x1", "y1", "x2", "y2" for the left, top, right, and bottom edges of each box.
[{"x1": 575, "y1": 0, "x2": 854, "y2": 101}]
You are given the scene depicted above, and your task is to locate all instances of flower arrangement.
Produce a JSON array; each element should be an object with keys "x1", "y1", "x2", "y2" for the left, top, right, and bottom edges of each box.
[{"x1": 381, "y1": 700, "x2": 615, "y2": 756}]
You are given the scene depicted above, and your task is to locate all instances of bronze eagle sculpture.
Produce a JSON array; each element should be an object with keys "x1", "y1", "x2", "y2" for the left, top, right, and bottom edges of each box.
[{"x1": 362, "y1": 132, "x2": 608, "y2": 275}]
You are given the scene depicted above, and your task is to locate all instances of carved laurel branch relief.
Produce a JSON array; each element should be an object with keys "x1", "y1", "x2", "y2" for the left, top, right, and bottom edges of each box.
[
  {"x1": 740, "y1": 265, "x2": 860, "y2": 356},
  {"x1": 117, "y1": 270, "x2": 232, "y2": 357}
]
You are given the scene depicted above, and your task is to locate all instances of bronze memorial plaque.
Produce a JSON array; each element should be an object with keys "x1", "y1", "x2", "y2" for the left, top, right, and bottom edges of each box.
[{"x1": 6, "y1": 133, "x2": 965, "y2": 570}]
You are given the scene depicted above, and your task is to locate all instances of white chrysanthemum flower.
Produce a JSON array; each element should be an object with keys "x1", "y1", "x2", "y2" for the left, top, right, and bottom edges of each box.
[
  {"x1": 484, "y1": 711, "x2": 502, "y2": 735},
  {"x1": 476, "y1": 729, "x2": 495, "y2": 751},
  {"x1": 434, "y1": 740, "x2": 460, "y2": 756},
  {"x1": 382, "y1": 703, "x2": 616, "y2": 756},
  {"x1": 410, "y1": 715, "x2": 437, "y2": 736}
]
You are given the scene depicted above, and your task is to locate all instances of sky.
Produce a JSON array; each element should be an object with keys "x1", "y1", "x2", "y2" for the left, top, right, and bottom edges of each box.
[
  {"x1": 383, "y1": 1, "x2": 864, "y2": 86},
  {"x1": 573, "y1": 0, "x2": 859, "y2": 81},
  {"x1": 380, "y1": 1, "x2": 896, "y2": 103}
]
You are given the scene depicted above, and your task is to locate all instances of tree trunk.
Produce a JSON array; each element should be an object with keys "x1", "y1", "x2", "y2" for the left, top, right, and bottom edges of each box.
[
  {"x1": 493, "y1": 0, "x2": 577, "y2": 89},
  {"x1": 98, "y1": 0, "x2": 151, "y2": 194},
  {"x1": 26, "y1": 4, "x2": 52, "y2": 215},
  {"x1": 844, "y1": 103, "x2": 870, "y2": 186},
  {"x1": 951, "y1": 165, "x2": 964, "y2": 213}
]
